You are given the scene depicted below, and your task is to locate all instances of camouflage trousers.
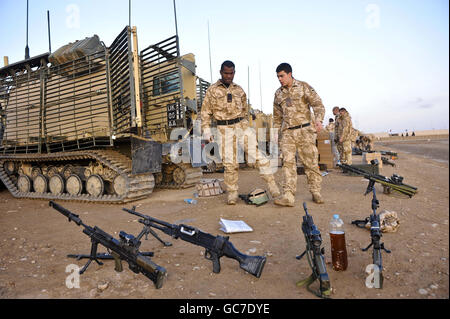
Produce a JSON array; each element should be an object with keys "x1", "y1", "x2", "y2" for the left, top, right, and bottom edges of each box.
[
  {"x1": 216, "y1": 120, "x2": 277, "y2": 194},
  {"x1": 280, "y1": 126, "x2": 322, "y2": 195},
  {"x1": 337, "y1": 140, "x2": 352, "y2": 165},
  {"x1": 329, "y1": 132, "x2": 340, "y2": 164}
]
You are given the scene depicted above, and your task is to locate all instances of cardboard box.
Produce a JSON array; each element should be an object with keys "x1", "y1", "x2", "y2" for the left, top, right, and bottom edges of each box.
[
  {"x1": 316, "y1": 131, "x2": 335, "y2": 168},
  {"x1": 362, "y1": 152, "x2": 383, "y2": 168}
]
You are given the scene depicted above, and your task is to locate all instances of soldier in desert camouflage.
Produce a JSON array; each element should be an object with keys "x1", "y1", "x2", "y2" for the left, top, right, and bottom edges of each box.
[
  {"x1": 272, "y1": 63, "x2": 325, "y2": 206},
  {"x1": 201, "y1": 60, "x2": 280, "y2": 205},
  {"x1": 336, "y1": 107, "x2": 353, "y2": 165},
  {"x1": 326, "y1": 118, "x2": 340, "y2": 164}
]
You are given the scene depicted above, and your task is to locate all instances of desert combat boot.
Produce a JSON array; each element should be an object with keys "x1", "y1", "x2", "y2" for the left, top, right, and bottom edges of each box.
[
  {"x1": 267, "y1": 181, "x2": 281, "y2": 198},
  {"x1": 227, "y1": 191, "x2": 239, "y2": 205},
  {"x1": 274, "y1": 192, "x2": 295, "y2": 207},
  {"x1": 312, "y1": 192, "x2": 324, "y2": 204}
]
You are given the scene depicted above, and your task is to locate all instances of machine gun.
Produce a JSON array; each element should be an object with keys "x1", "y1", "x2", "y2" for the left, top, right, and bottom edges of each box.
[
  {"x1": 338, "y1": 161, "x2": 417, "y2": 197},
  {"x1": 122, "y1": 206, "x2": 266, "y2": 278},
  {"x1": 360, "y1": 188, "x2": 391, "y2": 289},
  {"x1": 296, "y1": 202, "x2": 331, "y2": 299},
  {"x1": 49, "y1": 201, "x2": 167, "y2": 289}
]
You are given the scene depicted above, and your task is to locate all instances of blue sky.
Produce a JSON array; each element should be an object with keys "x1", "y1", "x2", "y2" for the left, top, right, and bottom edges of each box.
[{"x1": 0, "y1": 0, "x2": 448, "y2": 133}]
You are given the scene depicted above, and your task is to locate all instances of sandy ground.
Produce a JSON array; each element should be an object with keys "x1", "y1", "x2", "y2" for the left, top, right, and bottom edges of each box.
[{"x1": 0, "y1": 139, "x2": 448, "y2": 300}]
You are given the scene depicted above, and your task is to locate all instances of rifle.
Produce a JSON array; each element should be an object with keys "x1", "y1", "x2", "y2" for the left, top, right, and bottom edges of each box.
[
  {"x1": 122, "y1": 206, "x2": 267, "y2": 278},
  {"x1": 49, "y1": 201, "x2": 167, "y2": 289},
  {"x1": 338, "y1": 162, "x2": 417, "y2": 197},
  {"x1": 361, "y1": 188, "x2": 391, "y2": 289},
  {"x1": 296, "y1": 202, "x2": 331, "y2": 299}
]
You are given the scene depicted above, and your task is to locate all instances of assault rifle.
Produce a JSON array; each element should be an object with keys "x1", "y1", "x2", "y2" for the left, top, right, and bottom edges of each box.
[
  {"x1": 361, "y1": 188, "x2": 391, "y2": 288},
  {"x1": 338, "y1": 161, "x2": 417, "y2": 197},
  {"x1": 123, "y1": 207, "x2": 267, "y2": 278},
  {"x1": 49, "y1": 201, "x2": 167, "y2": 289},
  {"x1": 296, "y1": 202, "x2": 331, "y2": 299}
]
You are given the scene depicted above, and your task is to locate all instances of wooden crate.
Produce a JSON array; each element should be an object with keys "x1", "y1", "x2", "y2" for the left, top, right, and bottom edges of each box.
[{"x1": 362, "y1": 152, "x2": 383, "y2": 168}]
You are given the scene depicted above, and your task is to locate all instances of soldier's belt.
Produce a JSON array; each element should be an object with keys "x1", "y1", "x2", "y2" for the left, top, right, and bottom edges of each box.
[
  {"x1": 216, "y1": 117, "x2": 244, "y2": 126},
  {"x1": 288, "y1": 123, "x2": 310, "y2": 130}
]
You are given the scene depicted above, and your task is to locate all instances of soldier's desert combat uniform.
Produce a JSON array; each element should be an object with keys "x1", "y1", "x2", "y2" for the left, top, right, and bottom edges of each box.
[
  {"x1": 325, "y1": 121, "x2": 339, "y2": 164},
  {"x1": 336, "y1": 110, "x2": 353, "y2": 165},
  {"x1": 201, "y1": 80, "x2": 280, "y2": 204},
  {"x1": 273, "y1": 79, "x2": 325, "y2": 205}
]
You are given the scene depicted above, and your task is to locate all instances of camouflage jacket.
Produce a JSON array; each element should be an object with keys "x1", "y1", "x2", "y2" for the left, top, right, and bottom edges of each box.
[
  {"x1": 273, "y1": 79, "x2": 325, "y2": 131},
  {"x1": 325, "y1": 122, "x2": 335, "y2": 133},
  {"x1": 200, "y1": 80, "x2": 248, "y2": 130},
  {"x1": 336, "y1": 111, "x2": 353, "y2": 141}
]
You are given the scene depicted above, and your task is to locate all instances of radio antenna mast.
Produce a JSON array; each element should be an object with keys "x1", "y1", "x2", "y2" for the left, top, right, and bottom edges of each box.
[
  {"x1": 259, "y1": 61, "x2": 263, "y2": 112},
  {"x1": 173, "y1": 0, "x2": 181, "y2": 55},
  {"x1": 47, "y1": 10, "x2": 51, "y2": 52},
  {"x1": 128, "y1": 0, "x2": 131, "y2": 26},
  {"x1": 248, "y1": 66, "x2": 250, "y2": 105},
  {"x1": 25, "y1": 0, "x2": 30, "y2": 59},
  {"x1": 208, "y1": 20, "x2": 213, "y2": 83}
]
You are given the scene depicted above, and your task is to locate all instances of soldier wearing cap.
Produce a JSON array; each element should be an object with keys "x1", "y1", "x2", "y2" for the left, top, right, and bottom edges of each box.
[
  {"x1": 272, "y1": 63, "x2": 325, "y2": 206},
  {"x1": 201, "y1": 60, "x2": 280, "y2": 205}
]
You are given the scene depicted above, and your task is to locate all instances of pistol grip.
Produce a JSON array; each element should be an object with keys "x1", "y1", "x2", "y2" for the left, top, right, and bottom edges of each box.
[
  {"x1": 111, "y1": 252, "x2": 123, "y2": 272},
  {"x1": 205, "y1": 250, "x2": 221, "y2": 273}
]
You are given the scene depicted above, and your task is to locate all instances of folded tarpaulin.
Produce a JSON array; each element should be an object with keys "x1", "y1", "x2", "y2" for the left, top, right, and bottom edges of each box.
[{"x1": 49, "y1": 35, "x2": 104, "y2": 65}]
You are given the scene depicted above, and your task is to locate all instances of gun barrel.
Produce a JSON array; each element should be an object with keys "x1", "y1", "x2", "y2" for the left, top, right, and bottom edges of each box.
[
  {"x1": 122, "y1": 208, "x2": 174, "y2": 229},
  {"x1": 49, "y1": 201, "x2": 82, "y2": 226},
  {"x1": 302, "y1": 202, "x2": 308, "y2": 214}
]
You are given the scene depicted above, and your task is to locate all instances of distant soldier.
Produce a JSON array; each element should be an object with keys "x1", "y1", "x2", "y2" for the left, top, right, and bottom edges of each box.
[
  {"x1": 201, "y1": 60, "x2": 280, "y2": 205},
  {"x1": 350, "y1": 128, "x2": 360, "y2": 148},
  {"x1": 326, "y1": 118, "x2": 339, "y2": 164},
  {"x1": 332, "y1": 106, "x2": 342, "y2": 162},
  {"x1": 336, "y1": 107, "x2": 353, "y2": 165},
  {"x1": 325, "y1": 118, "x2": 335, "y2": 133},
  {"x1": 272, "y1": 63, "x2": 325, "y2": 206}
]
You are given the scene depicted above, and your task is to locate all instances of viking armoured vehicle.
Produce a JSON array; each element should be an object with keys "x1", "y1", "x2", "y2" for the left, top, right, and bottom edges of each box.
[{"x1": 0, "y1": 26, "x2": 208, "y2": 203}]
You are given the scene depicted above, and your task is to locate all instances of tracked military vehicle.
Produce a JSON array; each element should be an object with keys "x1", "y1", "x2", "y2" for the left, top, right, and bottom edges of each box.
[{"x1": 0, "y1": 26, "x2": 207, "y2": 203}]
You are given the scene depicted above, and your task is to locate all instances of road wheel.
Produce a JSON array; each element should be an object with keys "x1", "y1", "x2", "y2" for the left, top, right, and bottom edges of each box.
[
  {"x1": 113, "y1": 174, "x2": 127, "y2": 196},
  {"x1": 66, "y1": 174, "x2": 83, "y2": 195},
  {"x1": 33, "y1": 174, "x2": 48, "y2": 193},
  {"x1": 86, "y1": 174, "x2": 104, "y2": 197},
  {"x1": 172, "y1": 166, "x2": 186, "y2": 184},
  {"x1": 17, "y1": 175, "x2": 31, "y2": 192},
  {"x1": 49, "y1": 174, "x2": 65, "y2": 195},
  {"x1": 4, "y1": 161, "x2": 17, "y2": 175}
]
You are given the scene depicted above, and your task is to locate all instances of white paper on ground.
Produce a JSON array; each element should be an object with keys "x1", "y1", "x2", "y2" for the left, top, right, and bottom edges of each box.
[{"x1": 219, "y1": 218, "x2": 253, "y2": 233}]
